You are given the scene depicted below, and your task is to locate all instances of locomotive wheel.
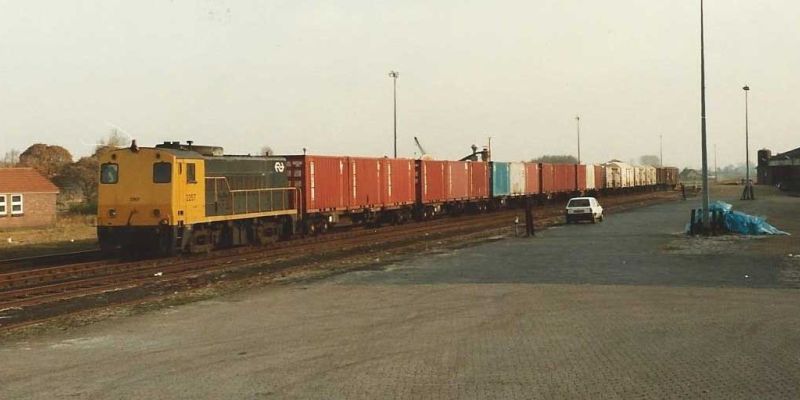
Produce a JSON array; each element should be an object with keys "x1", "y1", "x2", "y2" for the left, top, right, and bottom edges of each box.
[
  {"x1": 189, "y1": 227, "x2": 213, "y2": 254},
  {"x1": 254, "y1": 222, "x2": 280, "y2": 245}
]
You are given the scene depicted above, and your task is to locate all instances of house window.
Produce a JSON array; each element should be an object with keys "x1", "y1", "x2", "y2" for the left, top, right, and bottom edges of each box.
[
  {"x1": 0, "y1": 195, "x2": 6, "y2": 216},
  {"x1": 11, "y1": 194, "x2": 23, "y2": 215},
  {"x1": 186, "y1": 163, "x2": 196, "y2": 183}
]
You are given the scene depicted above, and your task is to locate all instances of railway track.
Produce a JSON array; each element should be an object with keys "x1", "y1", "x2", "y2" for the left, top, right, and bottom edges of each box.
[
  {"x1": 0, "y1": 191, "x2": 679, "y2": 331},
  {"x1": 0, "y1": 249, "x2": 103, "y2": 272}
]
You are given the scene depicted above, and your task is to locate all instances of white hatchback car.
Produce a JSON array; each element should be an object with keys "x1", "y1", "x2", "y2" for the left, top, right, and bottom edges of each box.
[{"x1": 565, "y1": 197, "x2": 604, "y2": 224}]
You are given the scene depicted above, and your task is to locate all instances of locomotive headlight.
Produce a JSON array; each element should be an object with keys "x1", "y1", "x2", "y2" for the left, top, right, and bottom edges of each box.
[
  {"x1": 108, "y1": 209, "x2": 117, "y2": 217},
  {"x1": 153, "y1": 209, "x2": 161, "y2": 217}
]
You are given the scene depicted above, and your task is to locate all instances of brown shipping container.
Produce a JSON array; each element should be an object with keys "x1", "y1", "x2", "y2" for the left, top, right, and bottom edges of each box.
[
  {"x1": 594, "y1": 165, "x2": 605, "y2": 189},
  {"x1": 525, "y1": 163, "x2": 540, "y2": 194},
  {"x1": 576, "y1": 164, "x2": 587, "y2": 191},
  {"x1": 382, "y1": 158, "x2": 416, "y2": 206},
  {"x1": 468, "y1": 162, "x2": 490, "y2": 199},
  {"x1": 540, "y1": 163, "x2": 555, "y2": 193}
]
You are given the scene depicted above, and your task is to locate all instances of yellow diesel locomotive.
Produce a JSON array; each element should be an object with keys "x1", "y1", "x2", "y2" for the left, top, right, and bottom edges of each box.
[{"x1": 97, "y1": 141, "x2": 298, "y2": 255}]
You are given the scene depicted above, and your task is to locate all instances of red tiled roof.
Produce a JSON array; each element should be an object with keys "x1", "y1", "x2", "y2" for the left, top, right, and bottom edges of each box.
[{"x1": 0, "y1": 168, "x2": 59, "y2": 193}]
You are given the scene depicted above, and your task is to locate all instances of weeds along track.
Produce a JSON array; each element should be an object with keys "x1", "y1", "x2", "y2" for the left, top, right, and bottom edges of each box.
[{"x1": 0, "y1": 191, "x2": 679, "y2": 330}]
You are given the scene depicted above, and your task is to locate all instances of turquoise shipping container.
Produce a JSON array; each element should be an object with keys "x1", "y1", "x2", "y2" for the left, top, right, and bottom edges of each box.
[{"x1": 490, "y1": 162, "x2": 510, "y2": 197}]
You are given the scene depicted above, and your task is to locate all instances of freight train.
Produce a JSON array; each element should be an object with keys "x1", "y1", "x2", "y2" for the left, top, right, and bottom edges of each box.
[{"x1": 96, "y1": 141, "x2": 679, "y2": 255}]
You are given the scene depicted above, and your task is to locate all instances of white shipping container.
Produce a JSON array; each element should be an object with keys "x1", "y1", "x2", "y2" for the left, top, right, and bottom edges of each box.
[
  {"x1": 604, "y1": 161, "x2": 635, "y2": 188},
  {"x1": 509, "y1": 162, "x2": 527, "y2": 195},
  {"x1": 642, "y1": 165, "x2": 657, "y2": 185},
  {"x1": 586, "y1": 165, "x2": 596, "y2": 190}
]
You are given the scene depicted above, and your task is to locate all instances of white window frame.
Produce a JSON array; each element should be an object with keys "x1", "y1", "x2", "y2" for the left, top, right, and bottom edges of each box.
[
  {"x1": 10, "y1": 193, "x2": 23, "y2": 216},
  {"x1": 0, "y1": 194, "x2": 6, "y2": 216}
]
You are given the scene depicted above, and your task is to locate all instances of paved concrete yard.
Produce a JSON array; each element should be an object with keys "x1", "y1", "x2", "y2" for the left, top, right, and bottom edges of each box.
[{"x1": 2, "y1": 187, "x2": 799, "y2": 399}]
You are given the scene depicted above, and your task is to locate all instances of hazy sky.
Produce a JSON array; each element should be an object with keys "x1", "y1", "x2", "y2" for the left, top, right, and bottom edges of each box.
[{"x1": 1, "y1": 0, "x2": 798, "y2": 167}]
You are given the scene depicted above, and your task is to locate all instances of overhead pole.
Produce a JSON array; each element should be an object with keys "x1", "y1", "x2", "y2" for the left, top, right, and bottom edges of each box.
[
  {"x1": 742, "y1": 85, "x2": 754, "y2": 199},
  {"x1": 699, "y1": 0, "x2": 710, "y2": 230},
  {"x1": 660, "y1": 134, "x2": 663, "y2": 167},
  {"x1": 389, "y1": 71, "x2": 399, "y2": 158}
]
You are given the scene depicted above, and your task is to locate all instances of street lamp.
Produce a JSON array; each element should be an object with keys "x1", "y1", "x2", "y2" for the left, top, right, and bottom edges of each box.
[
  {"x1": 575, "y1": 115, "x2": 581, "y2": 163},
  {"x1": 389, "y1": 71, "x2": 399, "y2": 158},
  {"x1": 741, "y1": 85, "x2": 754, "y2": 200}
]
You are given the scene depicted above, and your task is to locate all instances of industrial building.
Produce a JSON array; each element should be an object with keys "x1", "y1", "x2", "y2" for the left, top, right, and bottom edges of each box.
[{"x1": 757, "y1": 146, "x2": 800, "y2": 190}]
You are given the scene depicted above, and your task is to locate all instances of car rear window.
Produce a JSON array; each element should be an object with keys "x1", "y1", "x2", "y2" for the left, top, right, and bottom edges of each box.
[{"x1": 568, "y1": 199, "x2": 590, "y2": 207}]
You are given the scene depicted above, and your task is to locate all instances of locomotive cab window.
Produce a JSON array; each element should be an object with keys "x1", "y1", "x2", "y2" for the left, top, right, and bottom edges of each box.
[
  {"x1": 100, "y1": 163, "x2": 119, "y2": 184},
  {"x1": 153, "y1": 162, "x2": 172, "y2": 183},
  {"x1": 186, "y1": 163, "x2": 196, "y2": 183}
]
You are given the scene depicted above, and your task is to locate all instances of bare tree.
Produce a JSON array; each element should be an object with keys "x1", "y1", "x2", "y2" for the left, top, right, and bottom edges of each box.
[
  {"x1": 1, "y1": 149, "x2": 20, "y2": 167},
  {"x1": 639, "y1": 155, "x2": 661, "y2": 166},
  {"x1": 94, "y1": 129, "x2": 129, "y2": 157},
  {"x1": 530, "y1": 155, "x2": 578, "y2": 164}
]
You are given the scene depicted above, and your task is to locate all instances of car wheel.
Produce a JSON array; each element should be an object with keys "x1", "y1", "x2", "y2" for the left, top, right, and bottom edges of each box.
[{"x1": 599, "y1": 214, "x2": 604, "y2": 222}]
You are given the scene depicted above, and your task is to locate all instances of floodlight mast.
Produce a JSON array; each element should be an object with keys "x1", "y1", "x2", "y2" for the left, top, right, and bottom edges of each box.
[
  {"x1": 389, "y1": 71, "x2": 399, "y2": 158},
  {"x1": 699, "y1": 0, "x2": 710, "y2": 230}
]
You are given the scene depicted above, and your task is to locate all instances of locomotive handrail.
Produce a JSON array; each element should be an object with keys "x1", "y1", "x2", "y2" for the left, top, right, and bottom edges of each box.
[{"x1": 205, "y1": 177, "x2": 300, "y2": 215}]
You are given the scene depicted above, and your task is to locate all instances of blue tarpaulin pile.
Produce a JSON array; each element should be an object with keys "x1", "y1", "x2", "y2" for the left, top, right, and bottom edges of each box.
[{"x1": 709, "y1": 201, "x2": 789, "y2": 235}]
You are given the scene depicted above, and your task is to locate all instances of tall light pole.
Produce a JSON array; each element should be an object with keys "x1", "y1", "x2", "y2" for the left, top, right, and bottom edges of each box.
[
  {"x1": 660, "y1": 134, "x2": 663, "y2": 167},
  {"x1": 742, "y1": 85, "x2": 754, "y2": 199},
  {"x1": 575, "y1": 115, "x2": 581, "y2": 163},
  {"x1": 389, "y1": 71, "x2": 399, "y2": 158},
  {"x1": 699, "y1": 0, "x2": 710, "y2": 230}
]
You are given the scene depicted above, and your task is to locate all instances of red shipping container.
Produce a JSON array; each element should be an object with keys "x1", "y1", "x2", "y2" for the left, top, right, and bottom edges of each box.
[
  {"x1": 524, "y1": 163, "x2": 540, "y2": 194},
  {"x1": 594, "y1": 165, "x2": 605, "y2": 189},
  {"x1": 448, "y1": 161, "x2": 470, "y2": 199},
  {"x1": 349, "y1": 157, "x2": 383, "y2": 208},
  {"x1": 418, "y1": 160, "x2": 448, "y2": 203},
  {"x1": 382, "y1": 158, "x2": 416, "y2": 206},
  {"x1": 576, "y1": 164, "x2": 587, "y2": 191},
  {"x1": 286, "y1": 155, "x2": 349, "y2": 213},
  {"x1": 553, "y1": 164, "x2": 576, "y2": 193},
  {"x1": 468, "y1": 162, "x2": 490, "y2": 199},
  {"x1": 540, "y1": 163, "x2": 555, "y2": 193}
]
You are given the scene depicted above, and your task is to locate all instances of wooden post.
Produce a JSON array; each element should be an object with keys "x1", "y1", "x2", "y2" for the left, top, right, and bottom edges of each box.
[{"x1": 525, "y1": 196, "x2": 535, "y2": 237}]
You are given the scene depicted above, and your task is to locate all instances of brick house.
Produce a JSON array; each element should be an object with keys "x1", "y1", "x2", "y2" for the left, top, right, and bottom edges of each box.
[{"x1": 0, "y1": 168, "x2": 59, "y2": 229}]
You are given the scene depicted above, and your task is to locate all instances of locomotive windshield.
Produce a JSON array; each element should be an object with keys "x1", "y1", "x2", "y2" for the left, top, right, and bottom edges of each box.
[
  {"x1": 100, "y1": 163, "x2": 119, "y2": 184},
  {"x1": 153, "y1": 162, "x2": 172, "y2": 183}
]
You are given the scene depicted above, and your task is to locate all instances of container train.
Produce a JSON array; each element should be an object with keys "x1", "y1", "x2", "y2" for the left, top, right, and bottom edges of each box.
[{"x1": 96, "y1": 141, "x2": 679, "y2": 255}]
